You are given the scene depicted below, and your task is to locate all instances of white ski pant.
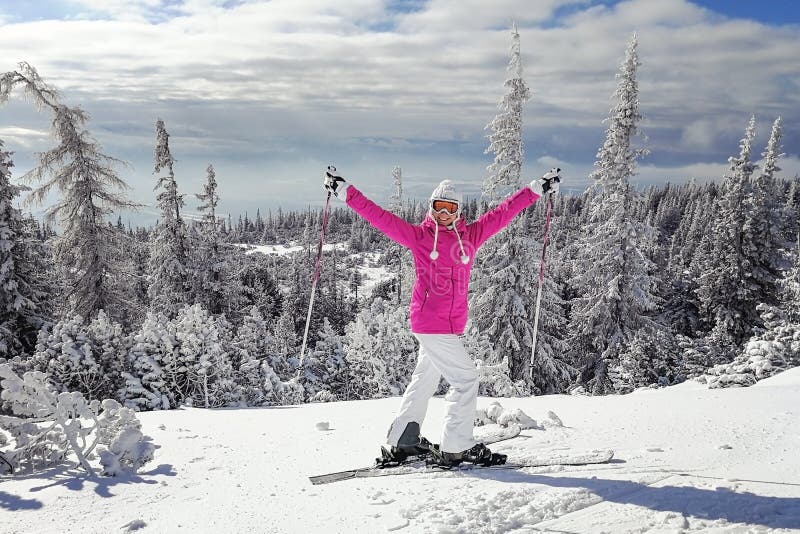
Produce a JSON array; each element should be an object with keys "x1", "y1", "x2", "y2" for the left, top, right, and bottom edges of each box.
[{"x1": 387, "y1": 333, "x2": 478, "y2": 453}]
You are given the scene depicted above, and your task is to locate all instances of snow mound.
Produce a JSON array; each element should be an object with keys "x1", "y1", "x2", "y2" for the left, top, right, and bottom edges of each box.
[{"x1": 751, "y1": 365, "x2": 800, "y2": 388}]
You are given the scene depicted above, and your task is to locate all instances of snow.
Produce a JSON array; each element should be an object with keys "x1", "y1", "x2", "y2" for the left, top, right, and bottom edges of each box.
[
  {"x1": 237, "y1": 243, "x2": 347, "y2": 256},
  {"x1": 2, "y1": 370, "x2": 799, "y2": 533}
]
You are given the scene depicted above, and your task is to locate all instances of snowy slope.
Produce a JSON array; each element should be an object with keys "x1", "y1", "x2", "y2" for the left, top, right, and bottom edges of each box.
[
  {"x1": 2, "y1": 369, "x2": 799, "y2": 533},
  {"x1": 239, "y1": 243, "x2": 394, "y2": 298}
]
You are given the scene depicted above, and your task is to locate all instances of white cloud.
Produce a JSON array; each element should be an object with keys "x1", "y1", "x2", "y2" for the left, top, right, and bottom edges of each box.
[{"x1": 0, "y1": 0, "x2": 797, "y2": 217}]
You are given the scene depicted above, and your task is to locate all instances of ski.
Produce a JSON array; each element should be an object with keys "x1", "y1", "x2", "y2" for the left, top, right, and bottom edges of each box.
[
  {"x1": 309, "y1": 448, "x2": 614, "y2": 485},
  {"x1": 310, "y1": 424, "x2": 521, "y2": 485}
]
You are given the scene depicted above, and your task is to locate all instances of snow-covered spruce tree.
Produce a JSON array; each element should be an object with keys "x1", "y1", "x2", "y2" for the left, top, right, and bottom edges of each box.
[
  {"x1": 387, "y1": 165, "x2": 410, "y2": 304},
  {"x1": 122, "y1": 311, "x2": 180, "y2": 411},
  {"x1": 29, "y1": 311, "x2": 129, "y2": 401},
  {"x1": 567, "y1": 35, "x2": 659, "y2": 395},
  {"x1": 662, "y1": 184, "x2": 720, "y2": 338},
  {"x1": 173, "y1": 304, "x2": 239, "y2": 408},
  {"x1": 695, "y1": 116, "x2": 760, "y2": 350},
  {"x1": 471, "y1": 23, "x2": 560, "y2": 389},
  {"x1": 233, "y1": 306, "x2": 280, "y2": 406},
  {"x1": 148, "y1": 119, "x2": 190, "y2": 318},
  {"x1": 781, "y1": 235, "x2": 800, "y2": 322},
  {"x1": 192, "y1": 164, "x2": 241, "y2": 317},
  {"x1": 344, "y1": 298, "x2": 416, "y2": 399},
  {"x1": 741, "y1": 116, "x2": 785, "y2": 311},
  {"x1": 0, "y1": 140, "x2": 49, "y2": 360},
  {"x1": 785, "y1": 178, "x2": 799, "y2": 241},
  {"x1": 704, "y1": 303, "x2": 800, "y2": 389},
  {"x1": 1, "y1": 63, "x2": 138, "y2": 323},
  {"x1": 522, "y1": 198, "x2": 574, "y2": 394},
  {"x1": 482, "y1": 22, "x2": 531, "y2": 207},
  {"x1": 272, "y1": 302, "x2": 300, "y2": 380},
  {"x1": 301, "y1": 317, "x2": 348, "y2": 401},
  {"x1": 0, "y1": 364, "x2": 154, "y2": 476}
]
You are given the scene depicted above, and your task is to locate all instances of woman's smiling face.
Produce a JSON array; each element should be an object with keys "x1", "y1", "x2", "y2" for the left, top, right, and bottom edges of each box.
[{"x1": 432, "y1": 210, "x2": 457, "y2": 226}]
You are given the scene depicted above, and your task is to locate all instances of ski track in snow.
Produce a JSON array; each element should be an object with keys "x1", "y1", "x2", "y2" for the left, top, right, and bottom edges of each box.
[{"x1": 1, "y1": 369, "x2": 799, "y2": 533}]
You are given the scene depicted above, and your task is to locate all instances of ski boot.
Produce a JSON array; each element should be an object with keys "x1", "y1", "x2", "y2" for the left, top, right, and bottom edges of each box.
[
  {"x1": 429, "y1": 443, "x2": 507, "y2": 469},
  {"x1": 377, "y1": 422, "x2": 433, "y2": 467}
]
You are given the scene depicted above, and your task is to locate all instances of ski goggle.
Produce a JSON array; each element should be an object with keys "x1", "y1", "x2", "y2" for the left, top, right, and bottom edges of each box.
[{"x1": 431, "y1": 199, "x2": 459, "y2": 215}]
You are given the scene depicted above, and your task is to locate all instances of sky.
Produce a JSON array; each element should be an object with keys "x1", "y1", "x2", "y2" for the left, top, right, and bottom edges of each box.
[{"x1": 0, "y1": 0, "x2": 799, "y2": 225}]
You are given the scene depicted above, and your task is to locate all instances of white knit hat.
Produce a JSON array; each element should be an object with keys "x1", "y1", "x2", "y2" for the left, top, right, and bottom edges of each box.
[
  {"x1": 429, "y1": 180, "x2": 462, "y2": 216},
  {"x1": 428, "y1": 180, "x2": 468, "y2": 264}
]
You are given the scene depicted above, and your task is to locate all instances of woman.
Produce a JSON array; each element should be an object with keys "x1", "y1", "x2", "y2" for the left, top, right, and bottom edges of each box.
[{"x1": 324, "y1": 167, "x2": 560, "y2": 466}]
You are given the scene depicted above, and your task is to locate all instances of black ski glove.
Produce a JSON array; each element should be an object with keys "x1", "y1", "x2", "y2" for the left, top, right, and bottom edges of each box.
[
  {"x1": 324, "y1": 166, "x2": 349, "y2": 198},
  {"x1": 530, "y1": 168, "x2": 561, "y2": 196}
]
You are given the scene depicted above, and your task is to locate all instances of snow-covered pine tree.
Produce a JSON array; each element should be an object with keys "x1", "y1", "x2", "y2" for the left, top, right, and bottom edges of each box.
[
  {"x1": 1, "y1": 63, "x2": 137, "y2": 323},
  {"x1": 471, "y1": 23, "x2": 558, "y2": 389},
  {"x1": 567, "y1": 35, "x2": 659, "y2": 395},
  {"x1": 695, "y1": 116, "x2": 760, "y2": 349},
  {"x1": 148, "y1": 119, "x2": 190, "y2": 318},
  {"x1": 0, "y1": 140, "x2": 48, "y2": 360}
]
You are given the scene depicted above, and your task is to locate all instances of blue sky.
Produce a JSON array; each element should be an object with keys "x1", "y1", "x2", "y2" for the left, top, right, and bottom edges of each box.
[{"x1": 0, "y1": 0, "x2": 798, "y2": 224}]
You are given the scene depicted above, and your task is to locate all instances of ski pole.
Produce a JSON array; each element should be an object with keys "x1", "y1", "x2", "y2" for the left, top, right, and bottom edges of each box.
[
  {"x1": 530, "y1": 193, "x2": 554, "y2": 379},
  {"x1": 299, "y1": 171, "x2": 334, "y2": 371}
]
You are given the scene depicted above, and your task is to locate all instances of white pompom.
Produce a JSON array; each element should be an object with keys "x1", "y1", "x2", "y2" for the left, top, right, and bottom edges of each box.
[
  {"x1": 430, "y1": 250, "x2": 439, "y2": 260},
  {"x1": 461, "y1": 255, "x2": 469, "y2": 264}
]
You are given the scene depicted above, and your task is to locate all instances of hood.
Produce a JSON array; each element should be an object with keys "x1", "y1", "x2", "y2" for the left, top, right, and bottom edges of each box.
[{"x1": 421, "y1": 214, "x2": 469, "y2": 264}]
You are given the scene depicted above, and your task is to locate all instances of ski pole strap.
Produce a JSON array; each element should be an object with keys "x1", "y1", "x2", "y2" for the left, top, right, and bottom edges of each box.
[
  {"x1": 538, "y1": 196, "x2": 553, "y2": 283},
  {"x1": 312, "y1": 192, "x2": 332, "y2": 283}
]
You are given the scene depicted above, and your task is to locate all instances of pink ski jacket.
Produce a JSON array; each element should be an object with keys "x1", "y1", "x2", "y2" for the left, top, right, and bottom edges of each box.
[{"x1": 346, "y1": 186, "x2": 540, "y2": 334}]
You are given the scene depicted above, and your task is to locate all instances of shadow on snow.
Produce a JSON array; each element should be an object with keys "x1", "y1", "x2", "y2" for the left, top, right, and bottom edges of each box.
[
  {"x1": 0, "y1": 463, "x2": 178, "y2": 511},
  {"x1": 467, "y1": 469, "x2": 800, "y2": 530}
]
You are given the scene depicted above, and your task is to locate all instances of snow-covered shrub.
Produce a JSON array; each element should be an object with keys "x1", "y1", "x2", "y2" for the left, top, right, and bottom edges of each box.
[
  {"x1": 466, "y1": 328, "x2": 527, "y2": 397},
  {"x1": 174, "y1": 304, "x2": 239, "y2": 408},
  {"x1": 612, "y1": 328, "x2": 682, "y2": 392},
  {"x1": 273, "y1": 376, "x2": 305, "y2": 406},
  {"x1": 94, "y1": 399, "x2": 155, "y2": 476},
  {"x1": 308, "y1": 390, "x2": 337, "y2": 403},
  {"x1": 344, "y1": 298, "x2": 416, "y2": 399},
  {"x1": 0, "y1": 364, "x2": 155, "y2": 476},
  {"x1": 29, "y1": 311, "x2": 130, "y2": 401},
  {"x1": 677, "y1": 333, "x2": 736, "y2": 379},
  {"x1": 124, "y1": 305, "x2": 241, "y2": 410},
  {"x1": 705, "y1": 305, "x2": 800, "y2": 388},
  {"x1": 475, "y1": 401, "x2": 539, "y2": 430},
  {"x1": 122, "y1": 311, "x2": 180, "y2": 411}
]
